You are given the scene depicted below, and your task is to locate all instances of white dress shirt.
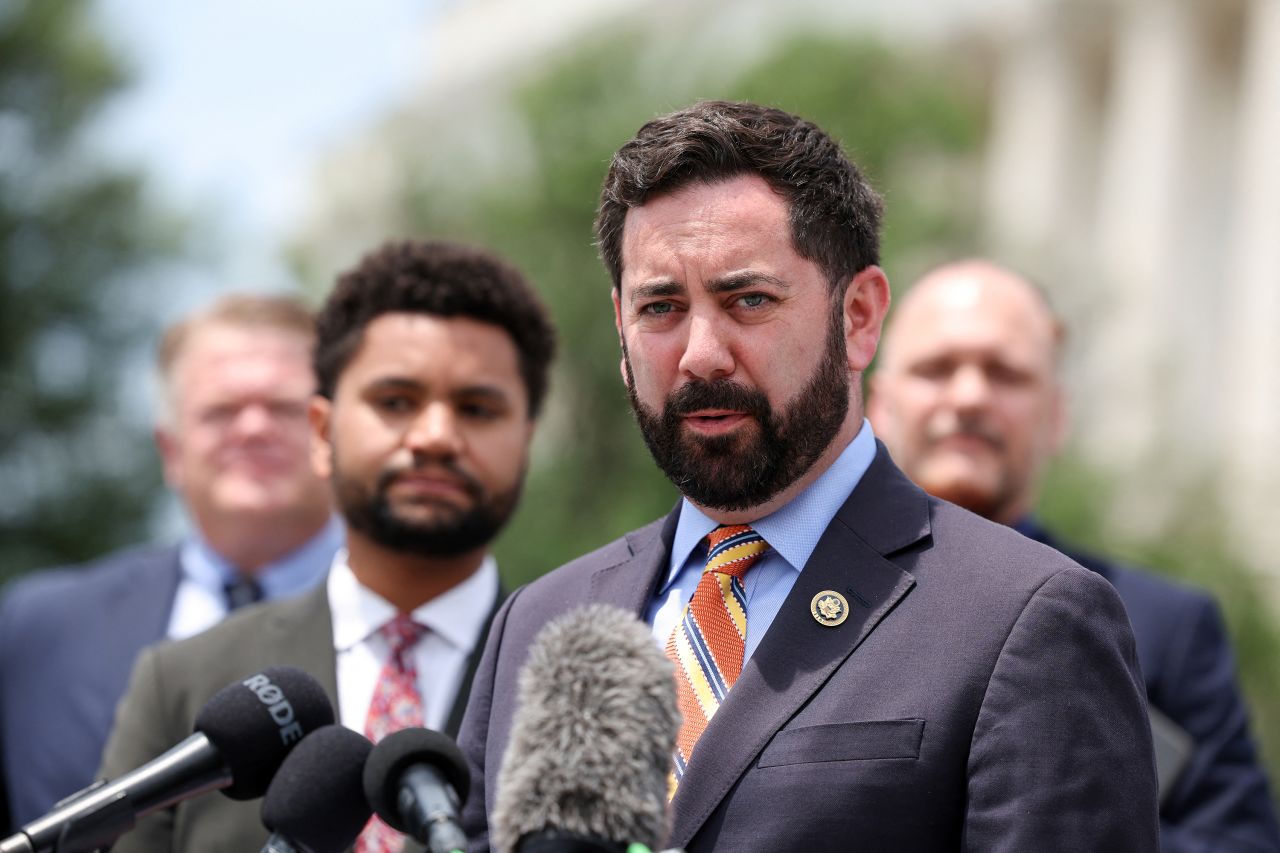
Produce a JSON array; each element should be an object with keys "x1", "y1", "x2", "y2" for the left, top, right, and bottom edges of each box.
[{"x1": 327, "y1": 549, "x2": 499, "y2": 733}]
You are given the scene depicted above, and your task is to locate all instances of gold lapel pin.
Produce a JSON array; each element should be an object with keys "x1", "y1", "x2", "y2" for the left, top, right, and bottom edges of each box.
[{"x1": 810, "y1": 590, "x2": 850, "y2": 627}]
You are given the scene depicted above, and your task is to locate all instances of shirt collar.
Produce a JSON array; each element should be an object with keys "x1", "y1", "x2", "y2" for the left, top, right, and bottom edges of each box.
[
  {"x1": 328, "y1": 549, "x2": 499, "y2": 654},
  {"x1": 661, "y1": 419, "x2": 878, "y2": 592},
  {"x1": 180, "y1": 515, "x2": 344, "y2": 599}
]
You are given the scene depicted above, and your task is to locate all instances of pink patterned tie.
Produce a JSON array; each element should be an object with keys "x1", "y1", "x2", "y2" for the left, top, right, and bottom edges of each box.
[{"x1": 356, "y1": 613, "x2": 427, "y2": 853}]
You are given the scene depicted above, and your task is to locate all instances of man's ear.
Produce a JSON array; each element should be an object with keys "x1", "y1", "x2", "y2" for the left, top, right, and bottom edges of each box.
[
  {"x1": 309, "y1": 395, "x2": 333, "y2": 481},
  {"x1": 154, "y1": 426, "x2": 182, "y2": 491},
  {"x1": 1049, "y1": 383, "x2": 1070, "y2": 455},
  {"x1": 612, "y1": 289, "x2": 631, "y2": 389},
  {"x1": 843, "y1": 265, "x2": 892, "y2": 373}
]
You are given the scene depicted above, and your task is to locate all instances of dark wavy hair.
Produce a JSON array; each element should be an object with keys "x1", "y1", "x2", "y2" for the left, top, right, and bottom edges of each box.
[
  {"x1": 314, "y1": 239, "x2": 557, "y2": 417},
  {"x1": 595, "y1": 100, "x2": 883, "y2": 293}
]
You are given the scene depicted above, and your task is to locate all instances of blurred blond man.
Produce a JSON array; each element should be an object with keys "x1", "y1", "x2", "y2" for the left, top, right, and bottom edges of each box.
[{"x1": 0, "y1": 294, "x2": 341, "y2": 830}]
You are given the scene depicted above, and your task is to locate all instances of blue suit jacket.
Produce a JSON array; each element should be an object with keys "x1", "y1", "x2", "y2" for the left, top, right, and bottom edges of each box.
[
  {"x1": 1023, "y1": 522, "x2": 1280, "y2": 852},
  {"x1": 460, "y1": 446, "x2": 1161, "y2": 851},
  {"x1": 0, "y1": 544, "x2": 181, "y2": 831}
]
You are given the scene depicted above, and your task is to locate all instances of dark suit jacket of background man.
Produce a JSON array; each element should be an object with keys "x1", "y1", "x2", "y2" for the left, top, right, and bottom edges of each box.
[
  {"x1": 0, "y1": 544, "x2": 183, "y2": 831},
  {"x1": 1021, "y1": 520, "x2": 1280, "y2": 852},
  {"x1": 99, "y1": 579, "x2": 502, "y2": 853},
  {"x1": 459, "y1": 446, "x2": 1161, "y2": 852}
]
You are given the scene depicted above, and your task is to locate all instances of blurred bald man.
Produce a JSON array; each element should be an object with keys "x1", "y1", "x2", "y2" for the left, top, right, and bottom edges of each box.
[{"x1": 870, "y1": 260, "x2": 1280, "y2": 852}]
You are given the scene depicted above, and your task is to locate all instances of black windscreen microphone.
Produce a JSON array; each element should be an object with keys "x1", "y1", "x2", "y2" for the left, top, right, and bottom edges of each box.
[
  {"x1": 490, "y1": 604, "x2": 679, "y2": 853},
  {"x1": 0, "y1": 666, "x2": 333, "y2": 853},
  {"x1": 362, "y1": 727, "x2": 470, "y2": 853},
  {"x1": 260, "y1": 725, "x2": 374, "y2": 853}
]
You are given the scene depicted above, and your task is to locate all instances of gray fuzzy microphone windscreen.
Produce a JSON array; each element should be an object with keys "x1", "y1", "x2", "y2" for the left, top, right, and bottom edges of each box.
[{"x1": 491, "y1": 604, "x2": 679, "y2": 853}]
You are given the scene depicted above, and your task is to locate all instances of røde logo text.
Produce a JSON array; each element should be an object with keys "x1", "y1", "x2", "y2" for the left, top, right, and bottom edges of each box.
[{"x1": 242, "y1": 672, "x2": 306, "y2": 746}]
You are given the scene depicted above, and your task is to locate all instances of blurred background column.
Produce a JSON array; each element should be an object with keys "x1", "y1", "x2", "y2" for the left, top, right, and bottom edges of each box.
[
  {"x1": 1087, "y1": 0, "x2": 1203, "y2": 488},
  {"x1": 1220, "y1": 0, "x2": 1280, "y2": 586},
  {"x1": 981, "y1": 2, "x2": 1102, "y2": 283}
]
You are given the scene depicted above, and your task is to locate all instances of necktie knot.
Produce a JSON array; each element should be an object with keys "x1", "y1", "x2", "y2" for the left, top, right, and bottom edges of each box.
[
  {"x1": 381, "y1": 614, "x2": 425, "y2": 668},
  {"x1": 223, "y1": 575, "x2": 263, "y2": 612},
  {"x1": 705, "y1": 524, "x2": 768, "y2": 580}
]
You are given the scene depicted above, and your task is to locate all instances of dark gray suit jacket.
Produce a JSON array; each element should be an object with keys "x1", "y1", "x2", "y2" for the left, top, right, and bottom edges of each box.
[
  {"x1": 1022, "y1": 522, "x2": 1280, "y2": 852},
  {"x1": 459, "y1": 447, "x2": 1161, "y2": 851},
  {"x1": 100, "y1": 579, "x2": 500, "y2": 853}
]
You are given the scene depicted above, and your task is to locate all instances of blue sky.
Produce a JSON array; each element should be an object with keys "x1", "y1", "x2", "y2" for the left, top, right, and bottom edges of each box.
[{"x1": 92, "y1": 0, "x2": 442, "y2": 299}]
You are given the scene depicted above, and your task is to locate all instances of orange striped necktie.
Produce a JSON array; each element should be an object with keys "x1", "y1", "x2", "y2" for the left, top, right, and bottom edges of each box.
[{"x1": 665, "y1": 524, "x2": 768, "y2": 796}]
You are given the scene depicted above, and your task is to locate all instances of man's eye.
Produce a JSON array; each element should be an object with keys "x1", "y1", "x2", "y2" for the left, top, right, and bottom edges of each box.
[
  {"x1": 460, "y1": 394, "x2": 499, "y2": 414},
  {"x1": 640, "y1": 301, "x2": 674, "y2": 316},
  {"x1": 268, "y1": 402, "x2": 308, "y2": 421},
  {"x1": 459, "y1": 402, "x2": 501, "y2": 420},
  {"x1": 911, "y1": 361, "x2": 953, "y2": 380},
  {"x1": 201, "y1": 406, "x2": 237, "y2": 425},
  {"x1": 376, "y1": 396, "x2": 413, "y2": 412},
  {"x1": 988, "y1": 365, "x2": 1034, "y2": 387},
  {"x1": 738, "y1": 293, "x2": 768, "y2": 308}
]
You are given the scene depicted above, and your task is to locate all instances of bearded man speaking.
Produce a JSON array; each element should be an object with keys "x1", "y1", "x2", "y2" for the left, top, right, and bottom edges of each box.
[{"x1": 457, "y1": 101, "x2": 1161, "y2": 852}]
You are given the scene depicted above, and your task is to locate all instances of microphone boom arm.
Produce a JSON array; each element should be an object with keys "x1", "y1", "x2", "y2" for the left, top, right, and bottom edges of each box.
[{"x1": 0, "y1": 735, "x2": 230, "y2": 853}]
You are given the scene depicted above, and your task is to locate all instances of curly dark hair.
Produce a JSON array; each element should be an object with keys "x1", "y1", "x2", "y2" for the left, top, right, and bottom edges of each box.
[
  {"x1": 595, "y1": 100, "x2": 883, "y2": 293},
  {"x1": 314, "y1": 239, "x2": 557, "y2": 417}
]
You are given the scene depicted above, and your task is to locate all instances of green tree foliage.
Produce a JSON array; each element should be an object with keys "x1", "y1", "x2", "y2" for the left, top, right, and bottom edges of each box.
[{"x1": 0, "y1": 1, "x2": 182, "y2": 583}]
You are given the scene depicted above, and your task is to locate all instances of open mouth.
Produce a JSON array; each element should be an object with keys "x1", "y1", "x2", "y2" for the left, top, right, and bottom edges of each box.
[
  {"x1": 683, "y1": 411, "x2": 750, "y2": 434},
  {"x1": 935, "y1": 433, "x2": 1001, "y2": 454}
]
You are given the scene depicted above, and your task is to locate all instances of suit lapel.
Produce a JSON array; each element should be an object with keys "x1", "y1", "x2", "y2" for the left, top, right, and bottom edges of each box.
[
  {"x1": 588, "y1": 507, "x2": 680, "y2": 615},
  {"x1": 443, "y1": 585, "x2": 509, "y2": 737},
  {"x1": 263, "y1": 582, "x2": 340, "y2": 705},
  {"x1": 668, "y1": 445, "x2": 928, "y2": 847},
  {"x1": 109, "y1": 546, "x2": 183, "y2": 654}
]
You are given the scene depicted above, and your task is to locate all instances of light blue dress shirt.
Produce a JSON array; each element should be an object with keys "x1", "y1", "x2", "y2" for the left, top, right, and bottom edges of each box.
[
  {"x1": 647, "y1": 419, "x2": 878, "y2": 661},
  {"x1": 168, "y1": 514, "x2": 344, "y2": 638}
]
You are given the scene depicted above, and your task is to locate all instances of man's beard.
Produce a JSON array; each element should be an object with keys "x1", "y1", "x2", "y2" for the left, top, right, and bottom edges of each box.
[
  {"x1": 916, "y1": 419, "x2": 1018, "y2": 522},
  {"x1": 919, "y1": 475, "x2": 1011, "y2": 522},
  {"x1": 334, "y1": 456, "x2": 523, "y2": 557},
  {"x1": 625, "y1": 304, "x2": 850, "y2": 512}
]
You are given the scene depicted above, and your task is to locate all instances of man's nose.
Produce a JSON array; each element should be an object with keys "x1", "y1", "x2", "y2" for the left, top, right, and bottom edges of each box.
[
  {"x1": 677, "y1": 313, "x2": 735, "y2": 381},
  {"x1": 230, "y1": 403, "x2": 275, "y2": 438},
  {"x1": 946, "y1": 364, "x2": 992, "y2": 409},
  {"x1": 405, "y1": 402, "x2": 463, "y2": 457}
]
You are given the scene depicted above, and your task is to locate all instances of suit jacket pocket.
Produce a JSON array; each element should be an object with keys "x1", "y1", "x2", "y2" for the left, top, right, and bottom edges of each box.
[{"x1": 757, "y1": 719, "x2": 924, "y2": 768}]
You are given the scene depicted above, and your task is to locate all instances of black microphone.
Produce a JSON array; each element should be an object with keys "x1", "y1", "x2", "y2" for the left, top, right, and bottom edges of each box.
[
  {"x1": 490, "y1": 604, "x2": 679, "y2": 853},
  {"x1": 0, "y1": 666, "x2": 333, "y2": 853},
  {"x1": 362, "y1": 727, "x2": 470, "y2": 853},
  {"x1": 260, "y1": 725, "x2": 373, "y2": 853}
]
